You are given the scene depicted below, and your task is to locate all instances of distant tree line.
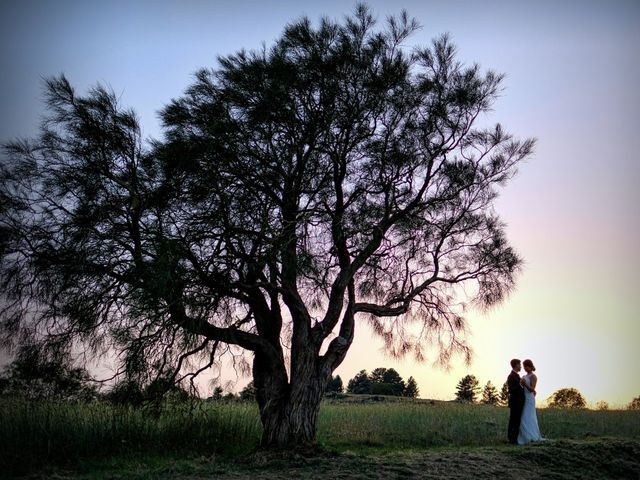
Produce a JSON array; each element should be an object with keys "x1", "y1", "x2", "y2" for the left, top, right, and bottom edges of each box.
[
  {"x1": 0, "y1": 345, "x2": 98, "y2": 402},
  {"x1": 453, "y1": 374, "x2": 508, "y2": 405},
  {"x1": 210, "y1": 371, "x2": 419, "y2": 401},
  {"x1": 343, "y1": 368, "x2": 419, "y2": 398},
  {"x1": 2, "y1": 351, "x2": 637, "y2": 410},
  {"x1": 0, "y1": 350, "x2": 424, "y2": 402},
  {"x1": 0, "y1": 345, "x2": 196, "y2": 404},
  {"x1": 452, "y1": 374, "x2": 634, "y2": 410}
]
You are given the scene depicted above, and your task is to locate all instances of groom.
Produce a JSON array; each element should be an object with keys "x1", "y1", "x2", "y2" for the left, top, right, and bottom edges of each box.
[{"x1": 507, "y1": 358, "x2": 525, "y2": 444}]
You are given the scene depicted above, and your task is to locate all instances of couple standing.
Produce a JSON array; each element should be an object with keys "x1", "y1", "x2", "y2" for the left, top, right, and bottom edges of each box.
[{"x1": 507, "y1": 358, "x2": 545, "y2": 445}]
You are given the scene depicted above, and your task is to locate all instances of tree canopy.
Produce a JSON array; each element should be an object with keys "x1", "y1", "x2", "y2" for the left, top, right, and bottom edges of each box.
[
  {"x1": 403, "y1": 376, "x2": 419, "y2": 398},
  {"x1": 345, "y1": 367, "x2": 415, "y2": 397},
  {"x1": 370, "y1": 367, "x2": 405, "y2": 396},
  {"x1": 0, "y1": 345, "x2": 97, "y2": 401},
  {"x1": 455, "y1": 374, "x2": 480, "y2": 402},
  {"x1": 499, "y1": 381, "x2": 509, "y2": 406},
  {"x1": 326, "y1": 375, "x2": 344, "y2": 393},
  {"x1": 481, "y1": 380, "x2": 499, "y2": 405},
  {"x1": 547, "y1": 388, "x2": 586, "y2": 409},
  {"x1": 0, "y1": 4, "x2": 533, "y2": 447},
  {"x1": 347, "y1": 370, "x2": 373, "y2": 395}
]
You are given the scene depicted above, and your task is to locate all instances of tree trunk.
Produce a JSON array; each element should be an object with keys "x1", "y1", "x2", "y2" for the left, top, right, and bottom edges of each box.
[
  {"x1": 253, "y1": 354, "x2": 326, "y2": 448},
  {"x1": 259, "y1": 379, "x2": 324, "y2": 448}
]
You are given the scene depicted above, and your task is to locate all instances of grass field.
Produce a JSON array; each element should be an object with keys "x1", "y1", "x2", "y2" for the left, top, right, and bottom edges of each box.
[{"x1": 1, "y1": 395, "x2": 639, "y2": 479}]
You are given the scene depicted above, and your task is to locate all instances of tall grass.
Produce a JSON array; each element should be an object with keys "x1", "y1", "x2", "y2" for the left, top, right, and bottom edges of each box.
[
  {"x1": 1, "y1": 396, "x2": 639, "y2": 475},
  {"x1": 318, "y1": 401, "x2": 506, "y2": 448},
  {"x1": 0, "y1": 397, "x2": 261, "y2": 475},
  {"x1": 318, "y1": 399, "x2": 640, "y2": 450}
]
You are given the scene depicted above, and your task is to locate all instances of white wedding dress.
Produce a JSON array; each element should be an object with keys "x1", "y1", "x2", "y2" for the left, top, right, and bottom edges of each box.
[{"x1": 517, "y1": 374, "x2": 544, "y2": 444}]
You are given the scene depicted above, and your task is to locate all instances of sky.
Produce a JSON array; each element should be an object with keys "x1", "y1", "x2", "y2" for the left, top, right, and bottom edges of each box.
[{"x1": 1, "y1": 0, "x2": 639, "y2": 407}]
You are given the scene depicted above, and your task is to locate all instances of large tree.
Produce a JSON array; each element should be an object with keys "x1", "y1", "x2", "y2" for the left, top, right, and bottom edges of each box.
[{"x1": 0, "y1": 5, "x2": 533, "y2": 447}]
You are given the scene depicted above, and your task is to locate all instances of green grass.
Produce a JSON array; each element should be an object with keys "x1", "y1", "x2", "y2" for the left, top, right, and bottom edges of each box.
[
  {"x1": 0, "y1": 397, "x2": 261, "y2": 476},
  {"x1": 319, "y1": 400, "x2": 506, "y2": 448},
  {"x1": 1, "y1": 395, "x2": 639, "y2": 477},
  {"x1": 318, "y1": 398, "x2": 640, "y2": 450}
]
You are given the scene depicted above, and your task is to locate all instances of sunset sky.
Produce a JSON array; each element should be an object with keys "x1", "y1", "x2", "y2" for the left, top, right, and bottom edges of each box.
[{"x1": 1, "y1": 0, "x2": 638, "y2": 406}]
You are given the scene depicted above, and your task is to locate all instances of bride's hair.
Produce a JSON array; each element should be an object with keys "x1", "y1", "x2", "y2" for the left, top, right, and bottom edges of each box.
[{"x1": 523, "y1": 359, "x2": 536, "y2": 371}]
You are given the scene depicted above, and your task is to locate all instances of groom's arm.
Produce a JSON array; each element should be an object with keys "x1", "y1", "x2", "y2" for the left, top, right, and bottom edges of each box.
[
  {"x1": 521, "y1": 380, "x2": 535, "y2": 394},
  {"x1": 507, "y1": 373, "x2": 521, "y2": 394}
]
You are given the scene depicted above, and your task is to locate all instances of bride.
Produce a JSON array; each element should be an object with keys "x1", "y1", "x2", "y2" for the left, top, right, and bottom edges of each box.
[{"x1": 518, "y1": 359, "x2": 545, "y2": 444}]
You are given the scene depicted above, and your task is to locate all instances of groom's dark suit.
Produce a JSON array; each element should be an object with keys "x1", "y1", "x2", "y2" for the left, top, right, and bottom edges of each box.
[{"x1": 507, "y1": 370, "x2": 525, "y2": 444}]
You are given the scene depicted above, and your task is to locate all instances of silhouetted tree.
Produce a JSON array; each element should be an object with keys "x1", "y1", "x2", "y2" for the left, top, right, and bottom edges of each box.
[
  {"x1": 455, "y1": 375, "x2": 480, "y2": 402},
  {"x1": 105, "y1": 379, "x2": 145, "y2": 405},
  {"x1": 0, "y1": 345, "x2": 97, "y2": 400},
  {"x1": 384, "y1": 369, "x2": 406, "y2": 396},
  {"x1": 0, "y1": 4, "x2": 533, "y2": 447},
  {"x1": 548, "y1": 388, "x2": 586, "y2": 409},
  {"x1": 240, "y1": 381, "x2": 257, "y2": 400},
  {"x1": 326, "y1": 375, "x2": 344, "y2": 393},
  {"x1": 595, "y1": 401, "x2": 609, "y2": 411},
  {"x1": 369, "y1": 368, "x2": 388, "y2": 385},
  {"x1": 347, "y1": 370, "x2": 372, "y2": 394},
  {"x1": 481, "y1": 381, "x2": 499, "y2": 405},
  {"x1": 105, "y1": 376, "x2": 192, "y2": 405},
  {"x1": 369, "y1": 367, "x2": 406, "y2": 396},
  {"x1": 403, "y1": 376, "x2": 419, "y2": 398},
  {"x1": 370, "y1": 382, "x2": 395, "y2": 395},
  {"x1": 145, "y1": 377, "x2": 192, "y2": 402},
  {"x1": 499, "y1": 381, "x2": 509, "y2": 406},
  {"x1": 212, "y1": 386, "x2": 224, "y2": 400},
  {"x1": 628, "y1": 396, "x2": 640, "y2": 410}
]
